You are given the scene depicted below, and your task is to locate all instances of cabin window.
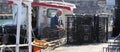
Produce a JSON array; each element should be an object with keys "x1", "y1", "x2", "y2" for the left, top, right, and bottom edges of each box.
[
  {"x1": 0, "y1": 16, "x2": 13, "y2": 25},
  {"x1": 0, "y1": 3, "x2": 12, "y2": 14},
  {"x1": 0, "y1": 3, "x2": 13, "y2": 25},
  {"x1": 47, "y1": 9, "x2": 57, "y2": 18}
]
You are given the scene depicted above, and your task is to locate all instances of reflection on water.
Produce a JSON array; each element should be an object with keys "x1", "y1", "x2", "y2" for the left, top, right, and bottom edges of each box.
[{"x1": 0, "y1": 19, "x2": 13, "y2": 25}]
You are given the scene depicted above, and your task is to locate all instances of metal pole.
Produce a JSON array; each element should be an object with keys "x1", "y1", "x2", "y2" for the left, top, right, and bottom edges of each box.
[
  {"x1": 27, "y1": 2, "x2": 32, "y2": 52},
  {"x1": 16, "y1": 0, "x2": 22, "y2": 52},
  {"x1": 0, "y1": 47, "x2": 3, "y2": 52},
  {"x1": 0, "y1": 45, "x2": 5, "y2": 52}
]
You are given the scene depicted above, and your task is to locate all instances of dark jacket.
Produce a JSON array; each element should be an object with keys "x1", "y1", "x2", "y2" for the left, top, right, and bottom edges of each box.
[{"x1": 50, "y1": 16, "x2": 63, "y2": 30}]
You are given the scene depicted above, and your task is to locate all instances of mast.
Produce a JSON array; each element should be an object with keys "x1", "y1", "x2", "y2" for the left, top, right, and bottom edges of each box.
[
  {"x1": 22, "y1": 0, "x2": 33, "y2": 52},
  {"x1": 16, "y1": 0, "x2": 22, "y2": 52},
  {"x1": 27, "y1": 0, "x2": 33, "y2": 52}
]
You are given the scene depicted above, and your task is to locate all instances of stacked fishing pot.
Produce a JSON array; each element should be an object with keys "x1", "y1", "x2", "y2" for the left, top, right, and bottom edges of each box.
[{"x1": 66, "y1": 14, "x2": 108, "y2": 44}]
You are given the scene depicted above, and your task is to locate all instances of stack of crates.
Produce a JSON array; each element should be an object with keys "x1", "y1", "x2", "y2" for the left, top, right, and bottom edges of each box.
[
  {"x1": 66, "y1": 14, "x2": 108, "y2": 44},
  {"x1": 73, "y1": 15, "x2": 94, "y2": 43},
  {"x1": 94, "y1": 16, "x2": 108, "y2": 43},
  {"x1": 98, "y1": 17, "x2": 108, "y2": 42}
]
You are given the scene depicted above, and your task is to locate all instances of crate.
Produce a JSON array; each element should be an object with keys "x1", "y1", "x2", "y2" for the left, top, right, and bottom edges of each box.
[
  {"x1": 66, "y1": 15, "x2": 95, "y2": 44},
  {"x1": 66, "y1": 14, "x2": 108, "y2": 44}
]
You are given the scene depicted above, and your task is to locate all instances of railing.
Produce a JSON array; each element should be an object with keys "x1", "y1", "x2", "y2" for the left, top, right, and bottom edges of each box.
[
  {"x1": 103, "y1": 34, "x2": 120, "y2": 52},
  {"x1": 0, "y1": 43, "x2": 47, "y2": 52}
]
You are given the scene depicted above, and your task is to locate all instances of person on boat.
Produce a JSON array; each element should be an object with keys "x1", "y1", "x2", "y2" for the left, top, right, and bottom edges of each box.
[
  {"x1": 50, "y1": 9, "x2": 64, "y2": 40},
  {"x1": 50, "y1": 9, "x2": 64, "y2": 30}
]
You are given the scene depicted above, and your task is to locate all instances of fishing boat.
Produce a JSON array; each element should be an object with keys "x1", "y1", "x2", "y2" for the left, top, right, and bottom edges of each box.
[{"x1": 0, "y1": 0, "x2": 76, "y2": 52}]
